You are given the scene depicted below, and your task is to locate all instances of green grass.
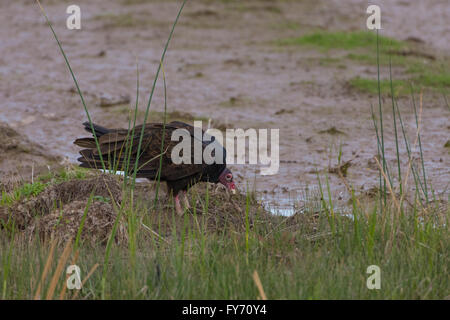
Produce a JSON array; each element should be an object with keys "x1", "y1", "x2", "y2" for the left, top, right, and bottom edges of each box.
[
  {"x1": 0, "y1": 175, "x2": 448, "y2": 299},
  {"x1": 415, "y1": 72, "x2": 450, "y2": 88},
  {"x1": 281, "y1": 31, "x2": 449, "y2": 95},
  {"x1": 278, "y1": 31, "x2": 404, "y2": 51},
  {"x1": 1, "y1": 182, "x2": 47, "y2": 206},
  {"x1": 349, "y1": 73, "x2": 450, "y2": 96},
  {"x1": 1, "y1": 166, "x2": 90, "y2": 207},
  {"x1": 349, "y1": 77, "x2": 409, "y2": 96},
  {"x1": 37, "y1": 166, "x2": 89, "y2": 184},
  {"x1": 348, "y1": 53, "x2": 450, "y2": 88},
  {"x1": 346, "y1": 52, "x2": 411, "y2": 67}
]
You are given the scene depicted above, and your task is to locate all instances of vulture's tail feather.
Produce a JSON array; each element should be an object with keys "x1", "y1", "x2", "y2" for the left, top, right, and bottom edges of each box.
[
  {"x1": 82, "y1": 122, "x2": 110, "y2": 137},
  {"x1": 73, "y1": 137, "x2": 96, "y2": 148},
  {"x1": 77, "y1": 148, "x2": 159, "y2": 179}
]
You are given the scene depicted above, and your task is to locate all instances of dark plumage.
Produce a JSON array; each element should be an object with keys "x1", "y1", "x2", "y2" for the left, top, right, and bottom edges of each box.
[{"x1": 74, "y1": 121, "x2": 236, "y2": 213}]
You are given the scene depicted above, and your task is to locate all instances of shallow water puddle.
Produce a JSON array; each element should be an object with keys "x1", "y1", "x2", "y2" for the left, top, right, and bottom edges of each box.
[
  {"x1": 263, "y1": 202, "x2": 297, "y2": 216},
  {"x1": 259, "y1": 186, "x2": 355, "y2": 218}
]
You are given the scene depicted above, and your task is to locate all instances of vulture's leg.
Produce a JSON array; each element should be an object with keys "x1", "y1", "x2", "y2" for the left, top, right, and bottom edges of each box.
[
  {"x1": 175, "y1": 192, "x2": 183, "y2": 215},
  {"x1": 182, "y1": 191, "x2": 191, "y2": 209}
]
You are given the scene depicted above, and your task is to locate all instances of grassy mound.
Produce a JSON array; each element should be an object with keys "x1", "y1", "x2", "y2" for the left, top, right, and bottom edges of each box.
[
  {"x1": 0, "y1": 167, "x2": 447, "y2": 299},
  {"x1": 0, "y1": 170, "x2": 282, "y2": 245},
  {"x1": 1, "y1": 174, "x2": 124, "y2": 244}
]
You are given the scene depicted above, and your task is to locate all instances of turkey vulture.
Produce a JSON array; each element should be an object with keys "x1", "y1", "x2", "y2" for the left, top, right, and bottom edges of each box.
[{"x1": 74, "y1": 121, "x2": 236, "y2": 214}]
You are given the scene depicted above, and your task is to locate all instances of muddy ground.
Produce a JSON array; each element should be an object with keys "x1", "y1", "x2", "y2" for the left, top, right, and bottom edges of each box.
[{"x1": 0, "y1": 0, "x2": 449, "y2": 214}]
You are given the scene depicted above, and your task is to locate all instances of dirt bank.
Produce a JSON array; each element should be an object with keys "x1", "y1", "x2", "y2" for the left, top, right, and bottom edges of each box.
[
  {"x1": 0, "y1": 172, "x2": 286, "y2": 244},
  {"x1": 0, "y1": 121, "x2": 61, "y2": 184}
]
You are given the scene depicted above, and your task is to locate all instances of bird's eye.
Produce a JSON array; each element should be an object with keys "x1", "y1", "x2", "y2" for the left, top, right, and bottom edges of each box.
[{"x1": 226, "y1": 173, "x2": 232, "y2": 181}]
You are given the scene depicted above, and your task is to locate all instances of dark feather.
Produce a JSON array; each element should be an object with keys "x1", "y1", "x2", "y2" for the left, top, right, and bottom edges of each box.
[{"x1": 74, "y1": 121, "x2": 227, "y2": 195}]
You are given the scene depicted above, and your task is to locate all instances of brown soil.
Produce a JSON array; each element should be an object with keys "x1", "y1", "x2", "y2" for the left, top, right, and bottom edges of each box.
[
  {"x1": 0, "y1": 121, "x2": 61, "y2": 184},
  {"x1": 0, "y1": 0, "x2": 448, "y2": 213}
]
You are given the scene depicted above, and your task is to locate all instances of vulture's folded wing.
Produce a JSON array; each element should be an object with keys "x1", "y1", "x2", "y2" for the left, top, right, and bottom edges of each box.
[{"x1": 75, "y1": 121, "x2": 213, "y2": 181}]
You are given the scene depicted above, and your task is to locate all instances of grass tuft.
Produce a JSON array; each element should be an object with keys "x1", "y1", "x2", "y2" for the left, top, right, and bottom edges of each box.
[
  {"x1": 350, "y1": 77, "x2": 408, "y2": 96},
  {"x1": 278, "y1": 31, "x2": 404, "y2": 51}
]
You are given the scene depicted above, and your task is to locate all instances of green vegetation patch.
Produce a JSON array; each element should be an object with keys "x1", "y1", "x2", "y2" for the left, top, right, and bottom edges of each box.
[
  {"x1": 346, "y1": 44, "x2": 449, "y2": 93},
  {"x1": 37, "y1": 166, "x2": 90, "y2": 185},
  {"x1": 349, "y1": 71, "x2": 450, "y2": 96},
  {"x1": 349, "y1": 77, "x2": 409, "y2": 96},
  {"x1": 0, "y1": 188, "x2": 448, "y2": 299},
  {"x1": 1, "y1": 182, "x2": 47, "y2": 206},
  {"x1": 278, "y1": 31, "x2": 404, "y2": 51},
  {"x1": 280, "y1": 31, "x2": 448, "y2": 94},
  {"x1": 415, "y1": 72, "x2": 450, "y2": 88},
  {"x1": 1, "y1": 167, "x2": 90, "y2": 207},
  {"x1": 346, "y1": 53, "x2": 412, "y2": 67}
]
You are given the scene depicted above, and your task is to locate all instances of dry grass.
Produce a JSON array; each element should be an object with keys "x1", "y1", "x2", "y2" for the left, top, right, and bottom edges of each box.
[
  {"x1": 1, "y1": 175, "x2": 124, "y2": 244},
  {"x1": 1, "y1": 171, "x2": 282, "y2": 245}
]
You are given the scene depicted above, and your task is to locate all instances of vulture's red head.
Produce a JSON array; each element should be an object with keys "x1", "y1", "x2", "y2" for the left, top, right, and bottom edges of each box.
[{"x1": 218, "y1": 168, "x2": 236, "y2": 194}]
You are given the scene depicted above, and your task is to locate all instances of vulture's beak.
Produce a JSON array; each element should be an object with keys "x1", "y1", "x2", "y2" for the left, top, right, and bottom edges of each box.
[
  {"x1": 229, "y1": 182, "x2": 236, "y2": 194},
  {"x1": 218, "y1": 169, "x2": 236, "y2": 194}
]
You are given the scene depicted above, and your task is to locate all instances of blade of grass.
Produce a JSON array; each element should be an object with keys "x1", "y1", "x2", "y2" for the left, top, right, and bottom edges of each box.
[
  {"x1": 58, "y1": 250, "x2": 79, "y2": 300},
  {"x1": 36, "y1": 0, "x2": 106, "y2": 171},
  {"x1": 123, "y1": 59, "x2": 140, "y2": 186},
  {"x1": 373, "y1": 156, "x2": 401, "y2": 212},
  {"x1": 389, "y1": 55, "x2": 402, "y2": 196},
  {"x1": 245, "y1": 187, "x2": 250, "y2": 264},
  {"x1": 74, "y1": 191, "x2": 95, "y2": 252},
  {"x1": 131, "y1": 0, "x2": 187, "y2": 188},
  {"x1": 46, "y1": 239, "x2": 73, "y2": 300},
  {"x1": 410, "y1": 86, "x2": 428, "y2": 202},
  {"x1": 72, "y1": 263, "x2": 99, "y2": 300},
  {"x1": 376, "y1": 29, "x2": 387, "y2": 205},
  {"x1": 252, "y1": 270, "x2": 267, "y2": 300},
  {"x1": 442, "y1": 92, "x2": 450, "y2": 111},
  {"x1": 395, "y1": 98, "x2": 426, "y2": 202},
  {"x1": 154, "y1": 61, "x2": 168, "y2": 208},
  {"x1": 371, "y1": 102, "x2": 385, "y2": 211},
  {"x1": 100, "y1": 178, "x2": 125, "y2": 300},
  {"x1": 2, "y1": 220, "x2": 15, "y2": 299},
  {"x1": 34, "y1": 238, "x2": 57, "y2": 300}
]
